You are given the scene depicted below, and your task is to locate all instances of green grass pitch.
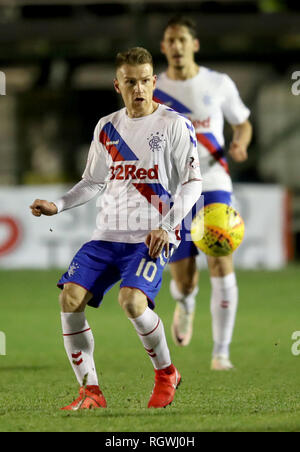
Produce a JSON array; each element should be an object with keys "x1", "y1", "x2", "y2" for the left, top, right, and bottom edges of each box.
[{"x1": 0, "y1": 266, "x2": 300, "y2": 432}]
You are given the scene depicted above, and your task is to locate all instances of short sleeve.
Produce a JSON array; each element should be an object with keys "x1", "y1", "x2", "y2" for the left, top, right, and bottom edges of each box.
[
  {"x1": 221, "y1": 74, "x2": 250, "y2": 125},
  {"x1": 171, "y1": 117, "x2": 202, "y2": 185},
  {"x1": 82, "y1": 122, "x2": 110, "y2": 184}
]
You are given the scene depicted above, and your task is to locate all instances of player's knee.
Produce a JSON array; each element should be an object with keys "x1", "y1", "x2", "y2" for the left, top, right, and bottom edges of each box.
[
  {"x1": 208, "y1": 255, "x2": 233, "y2": 277},
  {"x1": 173, "y1": 270, "x2": 198, "y2": 295},
  {"x1": 170, "y1": 258, "x2": 198, "y2": 296},
  {"x1": 176, "y1": 279, "x2": 197, "y2": 296},
  {"x1": 118, "y1": 288, "x2": 147, "y2": 318},
  {"x1": 59, "y1": 284, "x2": 86, "y2": 312}
]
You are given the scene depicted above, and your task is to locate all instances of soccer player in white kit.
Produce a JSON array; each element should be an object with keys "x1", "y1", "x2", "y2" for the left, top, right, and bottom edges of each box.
[
  {"x1": 30, "y1": 47, "x2": 202, "y2": 409},
  {"x1": 154, "y1": 17, "x2": 252, "y2": 370}
]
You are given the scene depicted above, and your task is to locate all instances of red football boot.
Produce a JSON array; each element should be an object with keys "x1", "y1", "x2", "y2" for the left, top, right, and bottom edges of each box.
[
  {"x1": 61, "y1": 385, "x2": 107, "y2": 410},
  {"x1": 148, "y1": 364, "x2": 181, "y2": 408}
]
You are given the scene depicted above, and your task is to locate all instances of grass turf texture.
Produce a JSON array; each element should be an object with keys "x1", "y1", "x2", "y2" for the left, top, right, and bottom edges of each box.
[{"x1": 0, "y1": 266, "x2": 300, "y2": 432}]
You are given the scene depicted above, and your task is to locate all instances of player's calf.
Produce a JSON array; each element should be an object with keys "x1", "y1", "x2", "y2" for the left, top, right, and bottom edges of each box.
[
  {"x1": 207, "y1": 254, "x2": 234, "y2": 277},
  {"x1": 170, "y1": 257, "x2": 198, "y2": 296}
]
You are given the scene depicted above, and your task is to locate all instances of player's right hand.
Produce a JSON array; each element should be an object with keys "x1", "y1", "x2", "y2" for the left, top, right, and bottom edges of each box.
[
  {"x1": 228, "y1": 141, "x2": 248, "y2": 162},
  {"x1": 30, "y1": 199, "x2": 58, "y2": 217},
  {"x1": 145, "y1": 228, "x2": 169, "y2": 260}
]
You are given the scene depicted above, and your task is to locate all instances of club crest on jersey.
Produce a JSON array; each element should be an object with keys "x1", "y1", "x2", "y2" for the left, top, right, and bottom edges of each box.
[
  {"x1": 68, "y1": 262, "x2": 80, "y2": 277},
  {"x1": 147, "y1": 132, "x2": 166, "y2": 152}
]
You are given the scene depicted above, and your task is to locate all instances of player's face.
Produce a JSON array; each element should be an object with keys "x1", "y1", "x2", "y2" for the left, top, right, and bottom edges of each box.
[
  {"x1": 161, "y1": 25, "x2": 199, "y2": 70},
  {"x1": 114, "y1": 63, "x2": 157, "y2": 118}
]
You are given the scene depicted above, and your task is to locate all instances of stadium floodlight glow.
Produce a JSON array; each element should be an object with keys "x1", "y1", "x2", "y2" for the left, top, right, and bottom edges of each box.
[
  {"x1": 0, "y1": 332, "x2": 6, "y2": 356},
  {"x1": 0, "y1": 71, "x2": 6, "y2": 96}
]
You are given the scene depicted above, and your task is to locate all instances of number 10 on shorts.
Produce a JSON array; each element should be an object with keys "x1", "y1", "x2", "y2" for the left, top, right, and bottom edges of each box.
[{"x1": 136, "y1": 259, "x2": 158, "y2": 282}]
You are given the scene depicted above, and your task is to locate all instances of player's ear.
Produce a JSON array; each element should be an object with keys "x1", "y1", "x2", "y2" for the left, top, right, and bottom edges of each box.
[
  {"x1": 114, "y1": 78, "x2": 121, "y2": 94},
  {"x1": 153, "y1": 74, "x2": 157, "y2": 89},
  {"x1": 160, "y1": 40, "x2": 166, "y2": 55},
  {"x1": 194, "y1": 38, "x2": 200, "y2": 53}
]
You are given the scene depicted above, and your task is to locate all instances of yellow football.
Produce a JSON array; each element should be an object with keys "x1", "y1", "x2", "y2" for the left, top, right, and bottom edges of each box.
[{"x1": 190, "y1": 203, "x2": 245, "y2": 257}]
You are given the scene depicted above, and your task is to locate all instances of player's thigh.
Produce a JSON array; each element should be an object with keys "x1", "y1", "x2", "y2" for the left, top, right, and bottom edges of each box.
[
  {"x1": 207, "y1": 254, "x2": 234, "y2": 277},
  {"x1": 58, "y1": 240, "x2": 121, "y2": 310},
  {"x1": 60, "y1": 283, "x2": 93, "y2": 313},
  {"x1": 119, "y1": 242, "x2": 171, "y2": 312},
  {"x1": 118, "y1": 287, "x2": 148, "y2": 318},
  {"x1": 169, "y1": 256, "x2": 199, "y2": 294}
]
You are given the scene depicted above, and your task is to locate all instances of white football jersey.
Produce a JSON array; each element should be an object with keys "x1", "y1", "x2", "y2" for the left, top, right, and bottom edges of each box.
[
  {"x1": 154, "y1": 67, "x2": 250, "y2": 192},
  {"x1": 82, "y1": 104, "x2": 201, "y2": 245}
]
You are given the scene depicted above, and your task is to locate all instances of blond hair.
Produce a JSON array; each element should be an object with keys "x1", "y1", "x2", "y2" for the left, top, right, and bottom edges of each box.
[{"x1": 116, "y1": 47, "x2": 153, "y2": 70}]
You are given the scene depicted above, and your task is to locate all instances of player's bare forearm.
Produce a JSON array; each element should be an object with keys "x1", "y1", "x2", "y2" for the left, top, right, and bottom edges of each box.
[
  {"x1": 229, "y1": 120, "x2": 252, "y2": 162},
  {"x1": 145, "y1": 229, "x2": 169, "y2": 259},
  {"x1": 30, "y1": 199, "x2": 58, "y2": 217}
]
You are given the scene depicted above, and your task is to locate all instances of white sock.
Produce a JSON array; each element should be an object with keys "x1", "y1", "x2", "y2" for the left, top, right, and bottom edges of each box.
[
  {"x1": 210, "y1": 273, "x2": 238, "y2": 358},
  {"x1": 129, "y1": 307, "x2": 171, "y2": 370},
  {"x1": 170, "y1": 279, "x2": 198, "y2": 314},
  {"x1": 61, "y1": 312, "x2": 98, "y2": 387}
]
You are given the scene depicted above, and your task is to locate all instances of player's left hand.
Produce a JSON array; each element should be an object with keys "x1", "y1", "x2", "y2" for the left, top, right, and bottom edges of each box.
[
  {"x1": 145, "y1": 229, "x2": 169, "y2": 260},
  {"x1": 30, "y1": 199, "x2": 58, "y2": 217},
  {"x1": 228, "y1": 141, "x2": 248, "y2": 162}
]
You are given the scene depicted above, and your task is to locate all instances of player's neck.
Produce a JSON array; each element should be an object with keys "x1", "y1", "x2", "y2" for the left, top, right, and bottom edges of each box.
[
  {"x1": 126, "y1": 101, "x2": 159, "y2": 119},
  {"x1": 166, "y1": 63, "x2": 199, "y2": 81}
]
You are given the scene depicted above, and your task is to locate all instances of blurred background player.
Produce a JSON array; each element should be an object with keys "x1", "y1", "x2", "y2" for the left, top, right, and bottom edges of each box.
[
  {"x1": 154, "y1": 16, "x2": 252, "y2": 370},
  {"x1": 30, "y1": 47, "x2": 202, "y2": 409}
]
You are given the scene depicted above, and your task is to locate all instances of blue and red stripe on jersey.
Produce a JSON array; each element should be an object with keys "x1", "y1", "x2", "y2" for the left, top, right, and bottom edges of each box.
[
  {"x1": 153, "y1": 89, "x2": 192, "y2": 115},
  {"x1": 99, "y1": 121, "x2": 173, "y2": 214},
  {"x1": 196, "y1": 132, "x2": 229, "y2": 174},
  {"x1": 153, "y1": 90, "x2": 229, "y2": 173},
  {"x1": 133, "y1": 182, "x2": 172, "y2": 215},
  {"x1": 99, "y1": 122, "x2": 139, "y2": 162}
]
